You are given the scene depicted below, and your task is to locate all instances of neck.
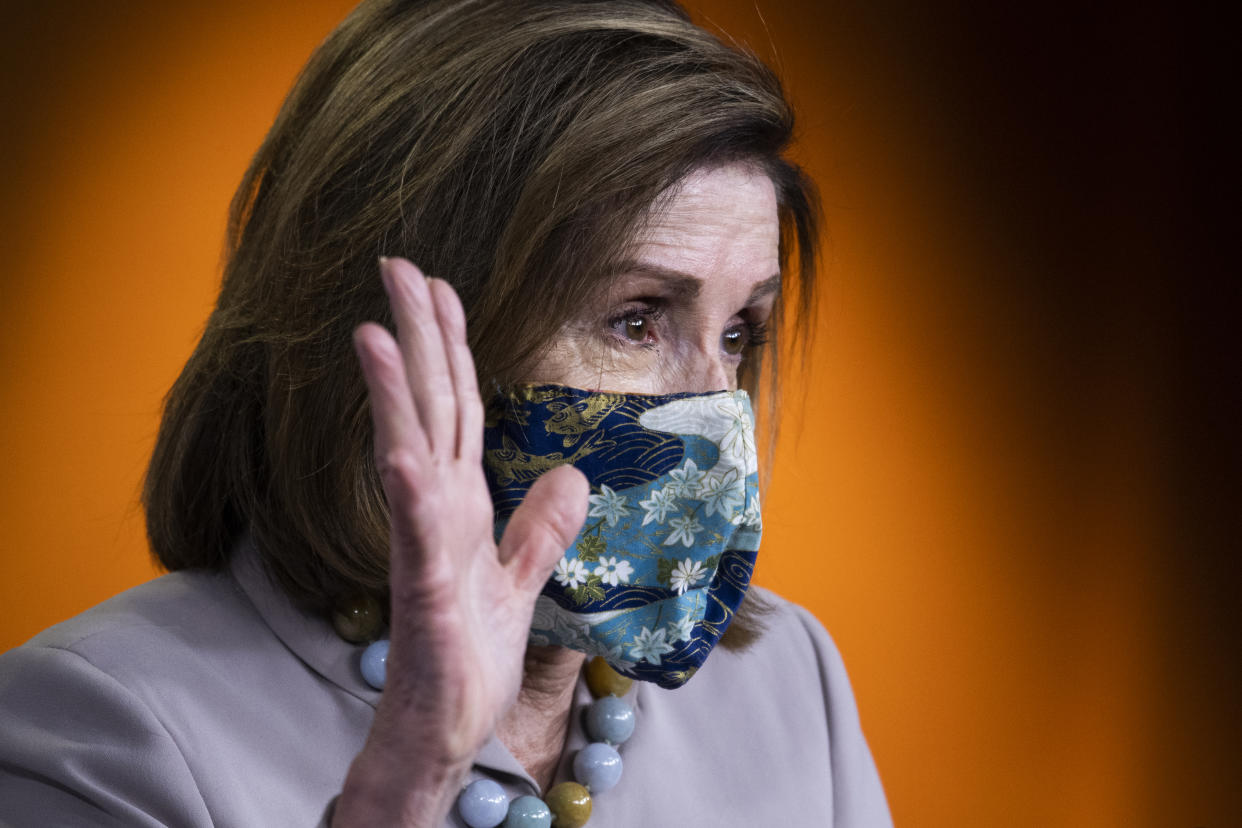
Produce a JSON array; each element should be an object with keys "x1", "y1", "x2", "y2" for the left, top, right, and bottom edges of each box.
[{"x1": 496, "y1": 645, "x2": 586, "y2": 791}]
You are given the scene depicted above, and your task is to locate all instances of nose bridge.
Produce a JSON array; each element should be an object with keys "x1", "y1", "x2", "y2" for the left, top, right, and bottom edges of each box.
[{"x1": 680, "y1": 338, "x2": 732, "y2": 394}]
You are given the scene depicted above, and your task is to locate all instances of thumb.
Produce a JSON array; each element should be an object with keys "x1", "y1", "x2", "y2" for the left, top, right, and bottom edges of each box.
[{"x1": 498, "y1": 464, "x2": 589, "y2": 594}]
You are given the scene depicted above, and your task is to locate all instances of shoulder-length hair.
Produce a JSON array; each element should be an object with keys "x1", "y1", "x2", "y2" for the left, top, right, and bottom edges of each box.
[{"x1": 144, "y1": 0, "x2": 820, "y2": 645}]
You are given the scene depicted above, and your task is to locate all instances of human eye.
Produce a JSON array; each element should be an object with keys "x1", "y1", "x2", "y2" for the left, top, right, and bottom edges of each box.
[
  {"x1": 607, "y1": 301, "x2": 664, "y2": 347},
  {"x1": 721, "y1": 318, "x2": 770, "y2": 357}
]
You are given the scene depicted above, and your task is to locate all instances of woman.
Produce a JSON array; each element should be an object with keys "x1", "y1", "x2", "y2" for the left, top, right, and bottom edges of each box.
[{"x1": 0, "y1": 1, "x2": 889, "y2": 825}]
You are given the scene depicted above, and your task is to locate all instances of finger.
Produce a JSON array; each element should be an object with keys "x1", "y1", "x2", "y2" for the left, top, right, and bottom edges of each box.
[
  {"x1": 428, "y1": 278, "x2": 484, "y2": 461},
  {"x1": 498, "y1": 464, "x2": 589, "y2": 593},
  {"x1": 380, "y1": 256, "x2": 456, "y2": 455},
  {"x1": 353, "y1": 323, "x2": 436, "y2": 553}
]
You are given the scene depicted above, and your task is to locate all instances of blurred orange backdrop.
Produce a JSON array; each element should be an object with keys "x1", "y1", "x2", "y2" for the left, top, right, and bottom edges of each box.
[{"x1": 1, "y1": 2, "x2": 1234, "y2": 825}]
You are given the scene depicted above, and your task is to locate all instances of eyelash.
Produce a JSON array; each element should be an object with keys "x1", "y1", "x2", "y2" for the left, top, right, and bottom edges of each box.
[
  {"x1": 607, "y1": 302, "x2": 770, "y2": 355},
  {"x1": 740, "y1": 320, "x2": 770, "y2": 348},
  {"x1": 607, "y1": 303, "x2": 663, "y2": 348}
]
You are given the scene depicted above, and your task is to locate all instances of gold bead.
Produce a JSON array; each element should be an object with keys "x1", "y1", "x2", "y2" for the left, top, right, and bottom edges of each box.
[
  {"x1": 546, "y1": 781, "x2": 592, "y2": 827},
  {"x1": 585, "y1": 656, "x2": 633, "y2": 699},
  {"x1": 331, "y1": 593, "x2": 383, "y2": 643}
]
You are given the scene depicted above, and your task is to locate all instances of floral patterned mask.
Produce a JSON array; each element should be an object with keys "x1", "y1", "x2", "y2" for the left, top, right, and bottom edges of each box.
[{"x1": 483, "y1": 384, "x2": 761, "y2": 689}]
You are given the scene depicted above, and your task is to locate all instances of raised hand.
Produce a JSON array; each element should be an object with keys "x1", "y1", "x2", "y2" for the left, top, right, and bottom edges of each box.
[{"x1": 333, "y1": 257, "x2": 588, "y2": 826}]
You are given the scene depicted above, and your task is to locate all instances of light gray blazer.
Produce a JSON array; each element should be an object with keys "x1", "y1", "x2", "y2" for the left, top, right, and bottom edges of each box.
[{"x1": 0, "y1": 543, "x2": 891, "y2": 826}]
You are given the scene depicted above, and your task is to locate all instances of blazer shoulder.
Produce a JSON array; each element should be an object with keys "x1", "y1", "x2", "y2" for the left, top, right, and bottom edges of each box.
[{"x1": 11, "y1": 568, "x2": 258, "y2": 670}]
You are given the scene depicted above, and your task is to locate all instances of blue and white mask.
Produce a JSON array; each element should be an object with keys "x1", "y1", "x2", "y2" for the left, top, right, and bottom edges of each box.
[{"x1": 483, "y1": 384, "x2": 761, "y2": 689}]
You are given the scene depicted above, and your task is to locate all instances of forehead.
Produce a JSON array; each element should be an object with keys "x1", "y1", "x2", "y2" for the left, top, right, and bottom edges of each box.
[{"x1": 629, "y1": 164, "x2": 780, "y2": 277}]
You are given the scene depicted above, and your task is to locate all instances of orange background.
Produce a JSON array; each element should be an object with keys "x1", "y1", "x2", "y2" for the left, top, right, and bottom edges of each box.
[{"x1": 1, "y1": 2, "x2": 1235, "y2": 825}]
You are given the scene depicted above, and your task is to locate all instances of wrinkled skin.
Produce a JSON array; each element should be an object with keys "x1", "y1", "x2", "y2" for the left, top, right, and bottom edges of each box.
[{"x1": 334, "y1": 164, "x2": 779, "y2": 826}]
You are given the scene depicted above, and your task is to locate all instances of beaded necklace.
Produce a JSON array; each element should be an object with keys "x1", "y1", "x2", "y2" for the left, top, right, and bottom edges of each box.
[{"x1": 332, "y1": 595, "x2": 637, "y2": 828}]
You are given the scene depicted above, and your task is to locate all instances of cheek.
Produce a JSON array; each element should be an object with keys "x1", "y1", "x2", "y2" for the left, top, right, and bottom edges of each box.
[
  {"x1": 519, "y1": 331, "x2": 648, "y2": 390},
  {"x1": 621, "y1": 343, "x2": 738, "y2": 395},
  {"x1": 520, "y1": 323, "x2": 736, "y2": 395},
  {"x1": 547, "y1": 345, "x2": 686, "y2": 394}
]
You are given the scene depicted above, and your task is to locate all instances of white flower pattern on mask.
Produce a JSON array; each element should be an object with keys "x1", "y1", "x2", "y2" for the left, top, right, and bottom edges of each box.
[
  {"x1": 629, "y1": 626, "x2": 675, "y2": 665},
  {"x1": 718, "y1": 399, "x2": 756, "y2": 464},
  {"x1": 664, "y1": 514, "x2": 704, "y2": 547},
  {"x1": 731, "y1": 492, "x2": 762, "y2": 529},
  {"x1": 533, "y1": 598, "x2": 596, "y2": 653},
  {"x1": 638, "y1": 486, "x2": 677, "y2": 525},
  {"x1": 669, "y1": 557, "x2": 707, "y2": 594},
  {"x1": 553, "y1": 557, "x2": 588, "y2": 590},
  {"x1": 510, "y1": 389, "x2": 761, "y2": 685},
  {"x1": 698, "y1": 471, "x2": 746, "y2": 519},
  {"x1": 584, "y1": 641, "x2": 637, "y2": 672},
  {"x1": 587, "y1": 484, "x2": 630, "y2": 527},
  {"x1": 665, "y1": 458, "x2": 705, "y2": 497},
  {"x1": 669, "y1": 614, "x2": 696, "y2": 643},
  {"x1": 593, "y1": 556, "x2": 634, "y2": 586},
  {"x1": 639, "y1": 394, "x2": 759, "y2": 478}
]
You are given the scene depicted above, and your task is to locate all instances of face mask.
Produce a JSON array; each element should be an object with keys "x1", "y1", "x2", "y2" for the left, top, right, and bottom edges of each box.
[{"x1": 483, "y1": 384, "x2": 761, "y2": 689}]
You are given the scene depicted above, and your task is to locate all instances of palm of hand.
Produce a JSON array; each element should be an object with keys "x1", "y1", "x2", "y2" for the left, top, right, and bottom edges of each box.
[{"x1": 352, "y1": 256, "x2": 587, "y2": 775}]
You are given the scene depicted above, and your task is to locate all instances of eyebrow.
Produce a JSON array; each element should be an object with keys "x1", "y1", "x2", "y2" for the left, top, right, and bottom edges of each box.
[{"x1": 612, "y1": 261, "x2": 782, "y2": 304}]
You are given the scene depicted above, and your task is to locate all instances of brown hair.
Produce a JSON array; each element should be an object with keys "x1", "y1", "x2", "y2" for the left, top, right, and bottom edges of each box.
[{"x1": 144, "y1": 0, "x2": 820, "y2": 645}]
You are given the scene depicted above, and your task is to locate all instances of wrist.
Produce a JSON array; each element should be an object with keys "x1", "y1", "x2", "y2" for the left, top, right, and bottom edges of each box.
[{"x1": 333, "y1": 740, "x2": 471, "y2": 827}]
